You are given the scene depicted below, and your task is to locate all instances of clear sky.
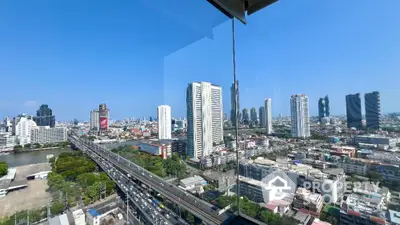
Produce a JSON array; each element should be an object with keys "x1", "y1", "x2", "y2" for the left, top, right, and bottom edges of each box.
[{"x1": 1, "y1": 0, "x2": 400, "y2": 121}]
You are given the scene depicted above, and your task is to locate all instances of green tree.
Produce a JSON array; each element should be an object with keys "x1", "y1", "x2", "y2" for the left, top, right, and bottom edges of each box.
[
  {"x1": 367, "y1": 171, "x2": 383, "y2": 182},
  {"x1": 0, "y1": 162, "x2": 8, "y2": 176},
  {"x1": 320, "y1": 211, "x2": 338, "y2": 225},
  {"x1": 50, "y1": 201, "x2": 64, "y2": 215},
  {"x1": 13, "y1": 145, "x2": 23, "y2": 152}
]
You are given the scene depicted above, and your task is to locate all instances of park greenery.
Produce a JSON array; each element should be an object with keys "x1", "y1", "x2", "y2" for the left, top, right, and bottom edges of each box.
[
  {"x1": 0, "y1": 162, "x2": 8, "y2": 176},
  {"x1": 215, "y1": 195, "x2": 298, "y2": 224},
  {"x1": 111, "y1": 145, "x2": 186, "y2": 178},
  {"x1": 47, "y1": 152, "x2": 115, "y2": 215}
]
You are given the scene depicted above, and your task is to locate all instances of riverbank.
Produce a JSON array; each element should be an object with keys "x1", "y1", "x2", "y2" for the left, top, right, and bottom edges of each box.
[
  {"x1": 0, "y1": 148, "x2": 72, "y2": 167},
  {"x1": 13, "y1": 146, "x2": 69, "y2": 153}
]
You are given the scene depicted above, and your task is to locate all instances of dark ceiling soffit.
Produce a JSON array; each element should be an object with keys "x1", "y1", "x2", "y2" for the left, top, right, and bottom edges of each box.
[{"x1": 207, "y1": 0, "x2": 278, "y2": 24}]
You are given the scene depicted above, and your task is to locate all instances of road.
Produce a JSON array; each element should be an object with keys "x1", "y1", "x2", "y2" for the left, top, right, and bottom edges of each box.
[
  {"x1": 88, "y1": 148, "x2": 176, "y2": 225},
  {"x1": 69, "y1": 134, "x2": 231, "y2": 225}
]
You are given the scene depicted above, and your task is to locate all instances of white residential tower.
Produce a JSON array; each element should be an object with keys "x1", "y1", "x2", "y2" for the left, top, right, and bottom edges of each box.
[
  {"x1": 186, "y1": 82, "x2": 223, "y2": 159},
  {"x1": 290, "y1": 94, "x2": 310, "y2": 138},
  {"x1": 157, "y1": 105, "x2": 172, "y2": 140},
  {"x1": 90, "y1": 110, "x2": 99, "y2": 131},
  {"x1": 264, "y1": 98, "x2": 273, "y2": 134}
]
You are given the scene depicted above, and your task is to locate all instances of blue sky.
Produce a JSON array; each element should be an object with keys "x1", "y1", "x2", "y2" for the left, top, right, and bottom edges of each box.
[{"x1": 1, "y1": 0, "x2": 400, "y2": 121}]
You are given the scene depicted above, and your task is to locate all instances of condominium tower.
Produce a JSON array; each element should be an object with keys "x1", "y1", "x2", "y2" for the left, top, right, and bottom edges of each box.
[
  {"x1": 346, "y1": 93, "x2": 362, "y2": 129},
  {"x1": 264, "y1": 98, "x2": 273, "y2": 135},
  {"x1": 259, "y1": 106, "x2": 265, "y2": 127},
  {"x1": 230, "y1": 81, "x2": 240, "y2": 127},
  {"x1": 186, "y1": 82, "x2": 223, "y2": 159},
  {"x1": 157, "y1": 105, "x2": 172, "y2": 139},
  {"x1": 290, "y1": 95, "x2": 310, "y2": 138},
  {"x1": 318, "y1": 95, "x2": 330, "y2": 122},
  {"x1": 365, "y1": 91, "x2": 381, "y2": 129},
  {"x1": 90, "y1": 109, "x2": 99, "y2": 131}
]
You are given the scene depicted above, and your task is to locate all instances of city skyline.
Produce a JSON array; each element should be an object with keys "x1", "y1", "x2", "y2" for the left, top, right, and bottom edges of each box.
[{"x1": 1, "y1": 1, "x2": 400, "y2": 120}]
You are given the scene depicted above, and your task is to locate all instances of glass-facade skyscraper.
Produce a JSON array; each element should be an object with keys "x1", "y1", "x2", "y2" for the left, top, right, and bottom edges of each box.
[
  {"x1": 318, "y1": 95, "x2": 330, "y2": 122},
  {"x1": 346, "y1": 93, "x2": 362, "y2": 129},
  {"x1": 230, "y1": 80, "x2": 240, "y2": 127},
  {"x1": 365, "y1": 91, "x2": 381, "y2": 129},
  {"x1": 33, "y1": 104, "x2": 55, "y2": 127}
]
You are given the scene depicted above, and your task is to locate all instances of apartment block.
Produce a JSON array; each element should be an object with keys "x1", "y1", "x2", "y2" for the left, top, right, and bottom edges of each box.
[{"x1": 31, "y1": 126, "x2": 67, "y2": 144}]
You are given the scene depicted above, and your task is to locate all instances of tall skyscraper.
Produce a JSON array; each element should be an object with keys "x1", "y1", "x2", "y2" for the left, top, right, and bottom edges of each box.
[
  {"x1": 157, "y1": 105, "x2": 172, "y2": 140},
  {"x1": 33, "y1": 104, "x2": 55, "y2": 127},
  {"x1": 250, "y1": 107, "x2": 258, "y2": 124},
  {"x1": 230, "y1": 81, "x2": 240, "y2": 127},
  {"x1": 324, "y1": 95, "x2": 330, "y2": 117},
  {"x1": 242, "y1": 108, "x2": 249, "y2": 125},
  {"x1": 90, "y1": 109, "x2": 99, "y2": 131},
  {"x1": 259, "y1": 106, "x2": 265, "y2": 127},
  {"x1": 318, "y1": 98, "x2": 325, "y2": 122},
  {"x1": 290, "y1": 95, "x2": 310, "y2": 138},
  {"x1": 346, "y1": 93, "x2": 362, "y2": 129},
  {"x1": 365, "y1": 91, "x2": 381, "y2": 129},
  {"x1": 264, "y1": 98, "x2": 273, "y2": 134},
  {"x1": 186, "y1": 82, "x2": 223, "y2": 159},
  {"x1": 99, "y1": 103, "x2": 109, "y2": 130},
  {"x1": 318, "y1": 95, "x2": 330, "y2": 122}
]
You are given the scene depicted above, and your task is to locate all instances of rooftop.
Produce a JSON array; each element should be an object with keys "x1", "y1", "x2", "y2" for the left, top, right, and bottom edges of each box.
[
  {"x1": 88, "y1": 208, "x2": 100, "y2": 217},
  {"x1": 180, "y1": 176, "x2": 206, "y2": 186},
  {"x1": 389, "y1": 210, "x2": 400, "y2": 224},
  {"x1": 295, "y1": 188, "x2": 323, "y2": 204}
]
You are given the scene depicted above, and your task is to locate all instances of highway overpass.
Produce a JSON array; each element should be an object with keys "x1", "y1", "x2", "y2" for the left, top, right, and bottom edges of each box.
[{"x1": 68, "y1": 134, "x2": 232, "y2": 225}]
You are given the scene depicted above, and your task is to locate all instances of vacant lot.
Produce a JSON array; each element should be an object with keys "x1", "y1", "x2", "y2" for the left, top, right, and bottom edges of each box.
[{"x1": 0, "y1": 163, "x2": 52, "y2": 218}]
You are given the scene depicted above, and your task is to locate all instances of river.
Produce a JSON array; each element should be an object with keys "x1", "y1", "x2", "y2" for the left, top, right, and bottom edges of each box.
[{"x1": 0, "y1": 148, "x2": 72, "y2": 167}]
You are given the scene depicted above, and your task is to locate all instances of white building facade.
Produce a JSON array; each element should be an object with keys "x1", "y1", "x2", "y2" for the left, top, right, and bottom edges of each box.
[
  {"x1": 186, "y1": 82, "x2": 223, "y2": 159},
  {"x1": 264, "y1": 98, "x2": 273, "y2": 134},
  {"x1": 31, "y1": 126, "x2": 67, "y2": 144},
  {"x1": 157, "y1": 105, "x2": 171, "y2": 140},
  {"x1": 290, "y1": 94, "x2": 310, "y2": 138},
  {"x1": 12, "y1": 115, "x2": 37, "y2": 146},
  {"x1": 0, "y1": 134, "x2": 15, "y2": 149},
  {"x1": 90, "y1": 110, "x2": 99, "y2": 131}
]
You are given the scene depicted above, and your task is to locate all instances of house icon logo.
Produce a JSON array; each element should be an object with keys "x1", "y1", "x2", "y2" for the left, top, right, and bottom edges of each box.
[{"x1": 261, "y1": 169, "x2": 296, "y2": 200}]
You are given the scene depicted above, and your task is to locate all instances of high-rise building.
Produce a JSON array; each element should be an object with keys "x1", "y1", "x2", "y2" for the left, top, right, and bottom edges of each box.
[
  {"x1": 31, "y1": 126, "x2": 67, "y2": 144},
  {"x1": 33, "y1": 104, "x2": 55, "y2": 127},
  {"x1": 264, "y1": 98, "x2": 273, "y2": 135},
  {"x1": 365, "y1": 91, "x2": 381, "y2": 129},
  {"x1": 259, "y1": 106, "x2": 265, "y2": 127},
  {"x1": 90, "y1": 110, "x2": 99, "y2": 131},
  {"x1": 250, "y1": 107, "x2": 258, "y2": 124},
  {"x1": 99, "y1": 103, "x2": 109, "y2": 130},
  {"x1": 12, "y1": 114, "x2": 37, "y2": 146},
  {"x1": 157, "y1": 105, "x2": 172, "y2": 140},
  {"x1": 290, "y1": 94, "x2": 310, "y2": 138},
  {"x1": 242, "y1": 108, "x2": 249, "y2": 125},
  {"x1": 346, "y1": 93, "x2": 362, "y2": 129},
  {"x1": 230, "y1": 81, "x2": 240, "y2": 127},
  {"x1": 318, "y1": 95, "x2": 330, "y2": 122},
  {"x1": 324, "y1": 95, "x2": 330, "y2": 117},
  {"x1": 186, "y1": 82, "x2": 223, "y2": 159}
]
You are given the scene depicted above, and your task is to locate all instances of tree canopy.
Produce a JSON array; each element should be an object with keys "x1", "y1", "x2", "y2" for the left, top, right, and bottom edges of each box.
[{"x1": 0, "y1": 162, "x2": 8, "y2": 176}]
